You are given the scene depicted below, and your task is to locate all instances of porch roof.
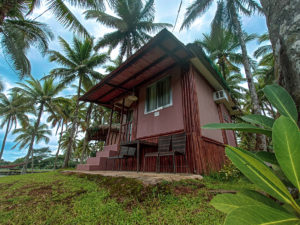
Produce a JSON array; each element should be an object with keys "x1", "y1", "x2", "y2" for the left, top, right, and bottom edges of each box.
[{"x1": 79, "y1": 29, "x2": 230, "y2": 108}]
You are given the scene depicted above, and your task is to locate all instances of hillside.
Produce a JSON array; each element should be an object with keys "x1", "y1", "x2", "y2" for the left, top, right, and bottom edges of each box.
[{"x1": 0, "y1": 172, "x2": 256, "y2": 225}]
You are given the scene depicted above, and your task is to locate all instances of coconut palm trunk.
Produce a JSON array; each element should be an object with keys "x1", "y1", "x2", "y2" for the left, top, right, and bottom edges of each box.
[
  {"x1": 259, "y1": 0, "x2": 300, "y2": 124},
  {"x1": 80, "y1": 103, "x2": 93, "y2": 164},
  {"x1": 54, "y1": 122, "x2": 65, "y2": 169},
  {"x1": 231, "y1": 13, "x2": 267, "y2": 151},
  {"x1": 0, "y1": 118, "x2": 11, "y2": 160},
  {"x1": 63, "y1": 75, "x2": 82, "y2": 168},
  {"x1": 22, "y1": 102, "x2": 44, "y2": 174}
]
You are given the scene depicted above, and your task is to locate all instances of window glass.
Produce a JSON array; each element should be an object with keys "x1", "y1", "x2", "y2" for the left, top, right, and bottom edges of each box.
[{"x1": 145, "y1": 77, "x2": 171, "y2": 113}]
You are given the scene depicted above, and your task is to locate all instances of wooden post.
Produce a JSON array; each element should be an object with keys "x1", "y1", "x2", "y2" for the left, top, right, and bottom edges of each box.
[
  {"x1": 118, "y1": 98, "x2": 125, "y2": 144},
  {"x1": 106, "y1": 106, "x2": 114, "y2": 145}
]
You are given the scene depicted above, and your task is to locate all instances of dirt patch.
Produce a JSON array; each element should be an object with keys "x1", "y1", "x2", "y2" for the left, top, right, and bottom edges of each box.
[
  {"x1": 64, "y1": 170, "x2": 203, "y2": 185},
  {"x1": 29, "y1": 185, "x2": 53, "y2": 196},
  {"x1": 172, "y1": 183, "x2": 205, "y2": 196}
]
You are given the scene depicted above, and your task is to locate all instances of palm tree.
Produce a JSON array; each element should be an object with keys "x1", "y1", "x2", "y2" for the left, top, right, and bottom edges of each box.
[
  {"x1": 0, "y1": 7, "x2": 53, "y2": 77},
  {"x1": 47, "y1": 98, "x2": 73, "y2": 169},
  {"x1": 48, "y1": 36, "x2": 107, "y2": 168},
  {"x1": 1, "y1": 0, "x2": 105, "y2": 38},
  {"x1": 72, "y1": 78, "x2": 97, "y2": 163},
  {"x1": 13, "y1": 76, "x2": 65, "y2": 173},
  {"x1": 59, "y1": 127, "x2": 79, "y2": 160},
  {"x1": 85, "y1": 0, "x2": 172, "y2": 59},
  {"x1": 196, "y1": 28, "x2": 256, "y2": 79},
  {"x1": 181, "y1": 0, "x2": 262, "y2": 116},
  {"x1": 0, "y1": 91, "x2": 32, "y2": 160},
  {"x1": 12, "y1": 122, "x2": 51, "y2": 170},
  {"x1": 104, "y1": 56, "x2": 123, "y2": 73}
]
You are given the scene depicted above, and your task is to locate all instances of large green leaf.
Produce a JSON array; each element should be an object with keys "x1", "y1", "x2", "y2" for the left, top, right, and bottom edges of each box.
[
  {"x1": 211, "y1": 194, "x2": 260, "y2": 214},
  {"x1": 241, "y1": 114, "x2": 274, "y2": 130},
  {"x1": 224, "y1": 205, "x2": 300, "y2": 225},
  {"x1": 240, "y1": 190, "x2": 284, "y2": 211},
  {"x1": 263, "y1": 85, "x2": 298, "y2": 123},
  {"x1": 225, "y1": 146, "x2": 295, "y2": 206},
  {"x1": 255, "y1": 152, "x2": 278, "y2": 165},
  {"x1": 273, "y1": 116, "x2": 300, "y2": 190},
  {"x1": 211, "y1": 191, "x2": 283, "y2": 214},
  {"x1": 202, "y1": 123, "x2": 272, "y2": 137}
]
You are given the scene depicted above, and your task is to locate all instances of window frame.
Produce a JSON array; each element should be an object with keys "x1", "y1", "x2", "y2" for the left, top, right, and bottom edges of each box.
[{"x1": 144, "y1": 76, "x2": 173, "y2": 114}]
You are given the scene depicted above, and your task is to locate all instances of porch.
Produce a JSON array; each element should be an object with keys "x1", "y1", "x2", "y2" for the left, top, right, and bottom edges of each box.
[{"x1": 77, "y1": 132, "x2": 191, "y2": 174}]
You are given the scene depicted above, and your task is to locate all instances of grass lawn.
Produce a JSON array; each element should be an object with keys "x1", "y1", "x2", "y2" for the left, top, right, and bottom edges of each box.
[{"x1": 0, "y1": 171, "x2": 257, "y2": 225}]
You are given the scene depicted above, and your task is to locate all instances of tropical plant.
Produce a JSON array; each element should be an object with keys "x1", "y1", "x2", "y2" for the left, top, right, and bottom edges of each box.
[
  {"x1": 85, "y1": 0, "x2": 172, "y2": 59},
  {"x1": 13, "y1": 75, "x2": 65, "y2": 173},
  {"x1": 181, "y1": 0, "x2": 263, "y2": 120},
  {"x1": 0, "y1": 5, "x2": 53, "y2": 77},
  {"x1": 12, "y1": 122, "x2": 51, "y2": 171},
  {"x1": 0, "y1": 91, "x2": 32, "y2": 160},
  {"x1": 204, "y1": 85, "x2": 300, "y2": 224},
  {"x1": 48, "y1": 36, "x2": 107, "y2": 168}
]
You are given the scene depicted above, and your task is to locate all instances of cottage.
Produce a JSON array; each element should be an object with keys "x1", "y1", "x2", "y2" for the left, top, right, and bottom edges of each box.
[{"x1": 76, "y1": 29, "x2": 237, "y2": 174}]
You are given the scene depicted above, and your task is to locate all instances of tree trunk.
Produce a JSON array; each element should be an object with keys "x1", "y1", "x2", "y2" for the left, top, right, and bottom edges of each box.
[
  {"x1": 63, "y1": 76, "x2": 82, "y2": 168},
  {"x1": 259, "y1": 0, "x2": 300, "y2": 124},
  {"x1": 53, "y1": 122, "x2": 64, "y2": 170},
  {"x1": 21, "y1": 103, "x2": 44, "y2": 174},
  {"x1": 0, "y1": 118, "x2": 11, "y2": 161},
  {"x1": 232, "y1": 13, "x2": 267, "y2": 151},
  {"x1": 80, "y1": 103, "x2": 93, "y2": 164},
  {"x1": 218, "y1": 59, "x2": 227, "y2": 80}
]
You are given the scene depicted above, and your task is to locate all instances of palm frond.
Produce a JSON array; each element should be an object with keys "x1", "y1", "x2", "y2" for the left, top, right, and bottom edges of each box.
[
  {"x1": 47, "y1": 0, "x2": 90, "y2": 38},
  {"x1": 181, "y1": 0, "x2": 214, "y2": 30}
]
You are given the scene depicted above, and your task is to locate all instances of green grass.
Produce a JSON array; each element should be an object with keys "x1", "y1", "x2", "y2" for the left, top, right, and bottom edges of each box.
[{"x1": 0, "y1": 172, "x2": 257, "y2": 225}]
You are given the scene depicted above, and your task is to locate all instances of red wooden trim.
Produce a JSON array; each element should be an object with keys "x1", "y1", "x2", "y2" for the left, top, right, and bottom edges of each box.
[
  {"x1": 138, "y1": 129, "x2": 184, "y2": 141},
  {"x1": 202, "y1": 136, "x2": 225, "y2": 147},
  {"x1": 217, "y1": 104, "x2": 228, "y2": 145}
]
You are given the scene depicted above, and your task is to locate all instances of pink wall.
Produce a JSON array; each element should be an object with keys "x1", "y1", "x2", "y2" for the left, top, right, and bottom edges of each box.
[
  {"x1": 194, "y1": 70, "x2": 224, "y2": 143},
  {"x1": 136, "y1": 66, "x2": 184, "y2": 138},
  {"x1": 220, "y1": 104, "x2": 237, "y2": 146}
]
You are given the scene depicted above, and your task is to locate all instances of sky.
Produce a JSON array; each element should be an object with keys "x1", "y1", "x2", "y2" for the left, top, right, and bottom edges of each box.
[{"x1": 0, "y1": 0, "x2": 268, "y2": 162}]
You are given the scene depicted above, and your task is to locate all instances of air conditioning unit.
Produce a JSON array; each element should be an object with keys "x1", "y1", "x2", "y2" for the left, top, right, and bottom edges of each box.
[{"x1": 213, "y1": 90, "x2": 228, "y2": 104}]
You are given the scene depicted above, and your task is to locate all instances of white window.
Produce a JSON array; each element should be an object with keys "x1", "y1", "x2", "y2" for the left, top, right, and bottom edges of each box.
[{"x1": 145, "y1": 76, "x2": 172, "y2": 113}]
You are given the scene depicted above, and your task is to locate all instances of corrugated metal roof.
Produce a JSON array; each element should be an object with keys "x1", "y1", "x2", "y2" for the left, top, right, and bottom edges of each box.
[{"x1": 80, "y1": 29, "x2": 231, "y2": 107}]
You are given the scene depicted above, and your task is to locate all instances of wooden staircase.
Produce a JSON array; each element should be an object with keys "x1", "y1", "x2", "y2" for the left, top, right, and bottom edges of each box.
[{"x1": 76, "y1": 144, "x2": 119, "y2": 171}]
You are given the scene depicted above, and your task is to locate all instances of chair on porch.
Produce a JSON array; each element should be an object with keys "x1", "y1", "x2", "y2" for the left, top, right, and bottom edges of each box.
[
  {"x1": 143, "y1": 135, "x2": 171, "y2": 172},
  {"x1": 159, "y1": 132, "x2": 188, "y2": 173},
  {"x1": 106, "y1": 146, "x2": 136, "y2": 171}
]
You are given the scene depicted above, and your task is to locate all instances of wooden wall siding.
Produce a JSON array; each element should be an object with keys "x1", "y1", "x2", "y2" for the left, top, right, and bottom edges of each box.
[
  {"x1": 110, "y1": 146, "x2": 188, "y2": 173},
  {"x1": 181, "y1": 65, "x2": 226, "y2": 174},
  {"x1": 202, "y1": 137, "x2": 226, "y2": 172},
  {"x1": 181, "y1": 65, "x2": 204, "y2": 174}
]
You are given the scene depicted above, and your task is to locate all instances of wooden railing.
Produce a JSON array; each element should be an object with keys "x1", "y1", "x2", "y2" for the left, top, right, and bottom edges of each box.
[{"x1": 120, "y1": 121, "x2": 133, "y2": 143}]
